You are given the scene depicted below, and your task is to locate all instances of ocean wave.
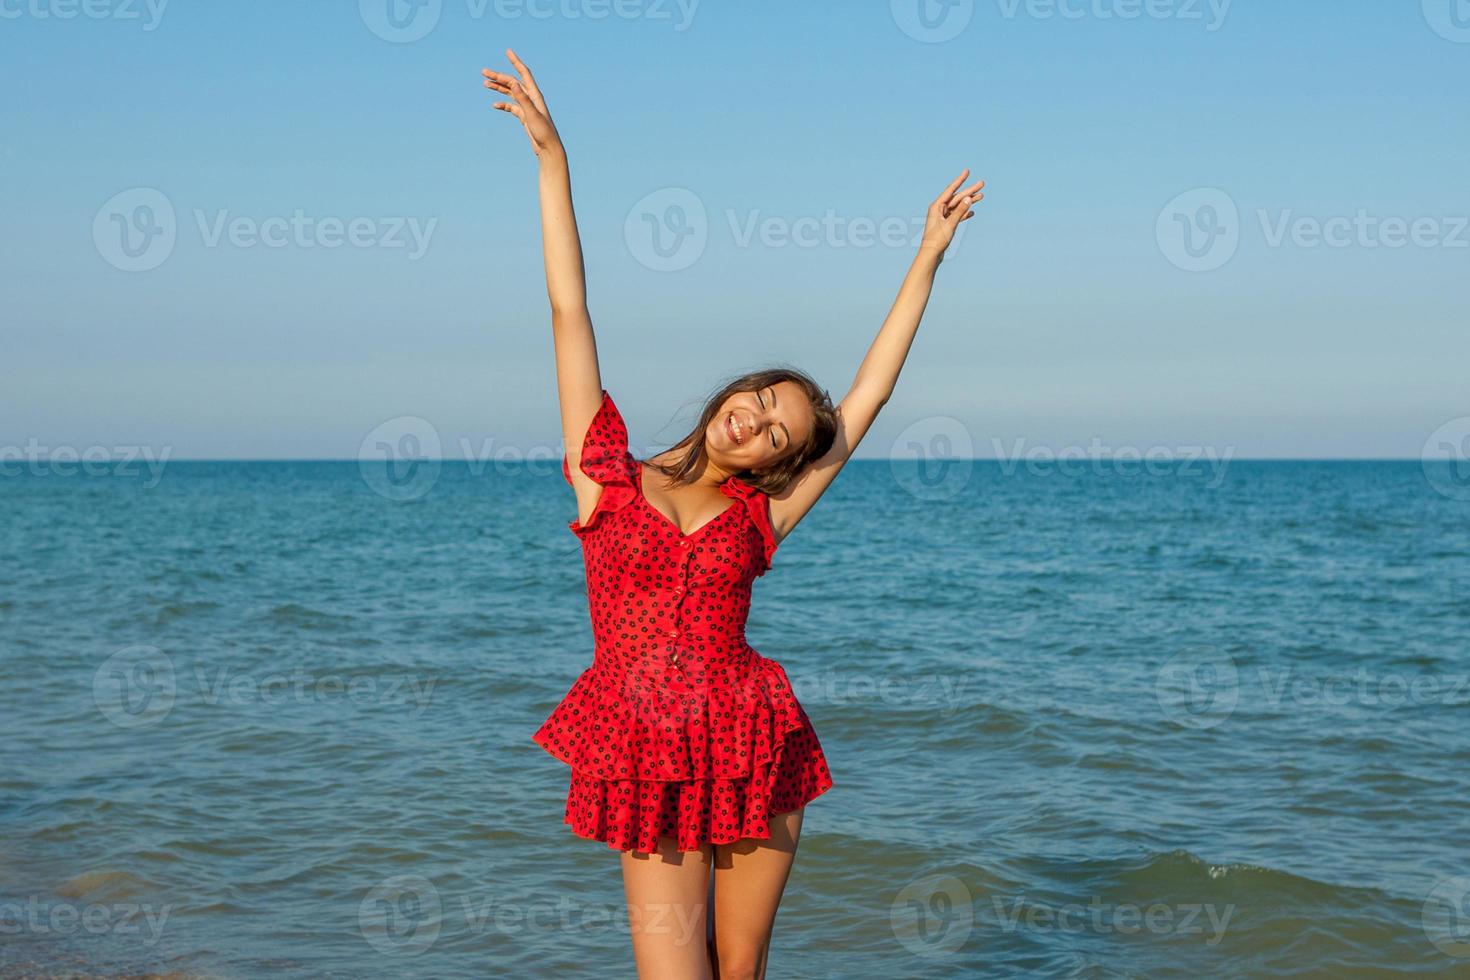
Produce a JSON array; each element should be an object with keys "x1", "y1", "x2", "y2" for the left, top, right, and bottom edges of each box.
[
  {"x1": 54, "y1": 869, "x2": 163, "y2": 902},
  {"x1": 1109, "y1": 849, "x2": 1388, "y2": 908},
  {"x1": 264, "y1": 603, "x2": 354, "y2": 630},
  {"x1": 151, "y1": 600, "x2": 222, "y2": 625}
]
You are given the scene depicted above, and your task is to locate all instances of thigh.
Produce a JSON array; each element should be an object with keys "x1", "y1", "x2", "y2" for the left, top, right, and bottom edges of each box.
[
  {"x1": 620, "y1": 837, "x2": 713, "y2": 980},
  {"x1": 710, "y1": 808, "x2": 804, "y2": 980}
]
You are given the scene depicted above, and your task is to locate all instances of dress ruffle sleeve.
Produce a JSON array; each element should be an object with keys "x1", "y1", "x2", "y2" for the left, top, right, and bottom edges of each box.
[
  {"x1": 562, "y1": 389, "x2": 639, "y2": 536},
  {"x1": 720, "y1": 476, "x2": 779, "y2": 575}
]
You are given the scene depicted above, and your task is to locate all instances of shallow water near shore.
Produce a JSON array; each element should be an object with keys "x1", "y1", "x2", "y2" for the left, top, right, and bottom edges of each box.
[{"x1": 1, "y1": 459, "x2": 1467, "y2": 977}]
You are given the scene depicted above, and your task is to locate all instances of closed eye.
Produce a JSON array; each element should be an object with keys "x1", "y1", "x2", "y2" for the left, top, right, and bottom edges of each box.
[{"x1": 758, "y1": 388, "x2": 778, "y2": 448}]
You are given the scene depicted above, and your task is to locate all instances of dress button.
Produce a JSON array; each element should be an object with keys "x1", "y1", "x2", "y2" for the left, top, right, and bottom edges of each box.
[{"x1": 679, "y1": 540, "x2": 691, "y2": 549}]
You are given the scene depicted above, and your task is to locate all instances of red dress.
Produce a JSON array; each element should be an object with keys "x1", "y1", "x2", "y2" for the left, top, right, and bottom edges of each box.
[{"x1": 533, "y1": 389, "x2": 834, "y2": 853}]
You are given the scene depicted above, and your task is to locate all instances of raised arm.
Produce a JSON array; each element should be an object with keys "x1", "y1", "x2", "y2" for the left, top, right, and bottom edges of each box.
[
  {"x1": 768, "y1": 169, "x2": 985, "y2": 540},
  {"x1": 483, "y1": 49, "x2": 607, "y2": 524}
]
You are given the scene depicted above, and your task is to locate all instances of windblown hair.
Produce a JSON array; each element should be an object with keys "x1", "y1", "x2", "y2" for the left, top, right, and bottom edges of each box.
[{"x1": 647, "y1": 367, "x2": 838, "y2": 495}]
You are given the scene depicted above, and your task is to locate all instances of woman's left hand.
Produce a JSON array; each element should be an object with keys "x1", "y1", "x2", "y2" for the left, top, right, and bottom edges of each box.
[
  {"x1": 919, "y1": 169, "x2": 985, "y2": 257},
  {"x1": 482, "y1": 49, "x2": 564, "y2": 160}
]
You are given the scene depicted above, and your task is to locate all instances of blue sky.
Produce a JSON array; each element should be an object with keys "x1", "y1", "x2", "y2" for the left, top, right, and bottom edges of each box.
[{"x1": 1, "y1": 0, "x2": 1466, "y2": 459}]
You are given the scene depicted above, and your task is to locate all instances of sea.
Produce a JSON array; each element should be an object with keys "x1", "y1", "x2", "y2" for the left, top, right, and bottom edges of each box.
[{"x1": 1, "y1": 458, "x2": 1467, "y2": 978}]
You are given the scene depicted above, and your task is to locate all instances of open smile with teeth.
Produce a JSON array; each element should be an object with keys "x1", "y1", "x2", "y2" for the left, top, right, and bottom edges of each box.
[{"x1": 725, "y1": 411, "x2": 747, "y2": 446}]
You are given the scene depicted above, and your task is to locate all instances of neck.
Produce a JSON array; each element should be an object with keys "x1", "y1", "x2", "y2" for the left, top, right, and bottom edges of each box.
[{"x1": 646, "y1": 449, "x2": 740, "y2": 488}]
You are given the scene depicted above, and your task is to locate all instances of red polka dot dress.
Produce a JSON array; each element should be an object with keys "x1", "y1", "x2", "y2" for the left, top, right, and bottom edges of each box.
[{"x1": 533, "y1": 389, "x2": 835, "y2": 854}]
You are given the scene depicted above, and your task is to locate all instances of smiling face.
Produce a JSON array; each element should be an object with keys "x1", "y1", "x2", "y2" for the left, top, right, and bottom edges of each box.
[{"x1": 704, "y1": 380, "x2": 816, "y2": 474}]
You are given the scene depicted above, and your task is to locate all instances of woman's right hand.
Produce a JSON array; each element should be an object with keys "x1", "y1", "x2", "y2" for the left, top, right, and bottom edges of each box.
[
  {"x1": 482, "y1": 49, "x2": 564, "y2": 160},
  {"x1": 919, "y1": 168, "x2": 985, "y2": 258}
]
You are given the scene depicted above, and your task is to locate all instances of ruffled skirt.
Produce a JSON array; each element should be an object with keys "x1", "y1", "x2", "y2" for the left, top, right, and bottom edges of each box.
[{"x1": 532, "y1": 652, "x2": 834, "y2": 853}]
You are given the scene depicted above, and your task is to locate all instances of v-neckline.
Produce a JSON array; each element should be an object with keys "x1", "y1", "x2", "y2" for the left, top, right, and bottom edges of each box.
[{"x1": 634, "y1": 462, "x2": 740, "y2": 539}]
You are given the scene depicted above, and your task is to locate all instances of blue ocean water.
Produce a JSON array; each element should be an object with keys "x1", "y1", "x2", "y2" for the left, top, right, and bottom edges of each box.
[{"x1": 1, "y1": 459, "x2": 1468, "y2": 977}]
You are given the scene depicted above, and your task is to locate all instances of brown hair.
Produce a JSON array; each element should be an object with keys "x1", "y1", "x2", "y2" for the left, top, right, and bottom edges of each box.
[{"x1": 646, "y1": 367, "x2": 838, "y2": 494}]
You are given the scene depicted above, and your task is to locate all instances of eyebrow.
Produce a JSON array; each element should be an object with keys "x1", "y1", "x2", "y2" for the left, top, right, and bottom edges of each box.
[{"x1": 769, "y1": 387, "x2": 790, "y2": 445}]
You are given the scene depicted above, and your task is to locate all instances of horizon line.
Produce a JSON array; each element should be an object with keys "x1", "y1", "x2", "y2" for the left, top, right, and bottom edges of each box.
[{"x1": 30, "y1": 456, "x2": 1438, "y2": 464}]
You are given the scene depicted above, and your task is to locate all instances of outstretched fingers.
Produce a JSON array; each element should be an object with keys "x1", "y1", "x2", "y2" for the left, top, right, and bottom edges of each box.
[
  {"x1": 482, "y1": 69, "x2": 529, "y2": 103},
  {"x1": 954, "y1": 179, "x2": 986, "y2": 201},
  {"x1": 937, "y1": 168, "x2": 970, "y2": 198},
  {"x1": 482, "y1": 70, "x2": 537, "y2": 121},
  {"x1": 504, "y1": 48, "x2": 549, "y2": 115},
  {"x1": 481, "y1": 68, "x2": 512, "y2": 94},
  {"x1": 942, "y1": 178, "x2": 986, "y2": 220},
  {"x1": 946, "y1": 179, "x2": 985, "y2": 205}
]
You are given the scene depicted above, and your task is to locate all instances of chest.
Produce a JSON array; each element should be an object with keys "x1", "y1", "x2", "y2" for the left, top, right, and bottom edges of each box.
[
  {"x1": 580, "y1": 491, "x2": 764, "y2": 592},
  {"x1": 636, "y1": 463, "x2": 739, "y2": 538}
]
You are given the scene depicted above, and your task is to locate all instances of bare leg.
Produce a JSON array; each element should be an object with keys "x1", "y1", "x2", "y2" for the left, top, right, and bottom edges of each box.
[
  {"x1": 709, "y1": 808, "x2": 804, "y2": 980},
  {"x1": 621, "y1": 837, "x2": 714, "y2": 980}
]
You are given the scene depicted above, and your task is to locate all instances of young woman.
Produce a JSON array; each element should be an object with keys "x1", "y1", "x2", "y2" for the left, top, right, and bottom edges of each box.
[{"x1": 483, "y1": 49, "x2": 982, "y2": 980}]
